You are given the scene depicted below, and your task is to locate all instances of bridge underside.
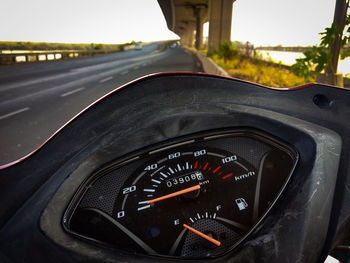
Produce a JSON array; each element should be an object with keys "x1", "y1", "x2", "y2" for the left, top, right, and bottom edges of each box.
[{"x1": 158, "y1": 0, "x2": 234, "y2": 52}]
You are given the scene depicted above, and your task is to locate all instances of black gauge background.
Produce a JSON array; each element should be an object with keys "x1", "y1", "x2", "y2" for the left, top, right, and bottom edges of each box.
[
  {"x1": 64, "y1": 128, "x2": 298, "y2": 259},
  {"x1": 113, "y1": 146, "x2": 258, "y2": 257}
]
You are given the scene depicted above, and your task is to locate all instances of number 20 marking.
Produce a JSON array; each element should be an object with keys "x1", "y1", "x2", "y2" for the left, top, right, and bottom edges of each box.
[{"x1": 123, "y1": 186, "x2": 136, "y2": 194}]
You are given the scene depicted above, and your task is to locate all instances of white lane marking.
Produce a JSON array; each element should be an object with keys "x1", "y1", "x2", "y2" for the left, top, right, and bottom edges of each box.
[
  {"x1": 133, "y1": 66, "x2": 139, "y2": 70},
  {"x1": 0, "y1": 107, "x2": 30, "y2": 120},
  {"x1": 60, "y1": 87, "x2": 85, "y2": 97},
  {"x1": 0, "y1": 48, "x2": 164, "y2": 94},
  {"x1": 120, "y1": 70, "x2": 129, "y2": 75},
  {"x1": 99, "y1": 76, "x2": 114, "y2": 83}
]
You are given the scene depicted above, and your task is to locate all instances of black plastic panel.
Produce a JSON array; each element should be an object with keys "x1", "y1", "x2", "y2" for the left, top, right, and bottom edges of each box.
[{"x1": 0, "y1": 73, "x2": 347, "y2": 263}]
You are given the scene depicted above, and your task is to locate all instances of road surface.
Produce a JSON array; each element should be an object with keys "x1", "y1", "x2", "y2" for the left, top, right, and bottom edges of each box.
[{"x1": 0, "y1": 42, "x2": 203, "y2": 165}]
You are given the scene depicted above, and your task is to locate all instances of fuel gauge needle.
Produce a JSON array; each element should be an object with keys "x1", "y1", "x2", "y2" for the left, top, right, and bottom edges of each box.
[
  {"x1": 146, "y1": 185, "x2": 200, "y2": 204},
  {"x1": 183, "y1": 224, "x2": 221, "y2": 246}
]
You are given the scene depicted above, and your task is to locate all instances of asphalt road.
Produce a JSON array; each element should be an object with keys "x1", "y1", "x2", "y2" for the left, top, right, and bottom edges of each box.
[{"x1": 0, "y1": 42, "x2": 203, "y2": 165}]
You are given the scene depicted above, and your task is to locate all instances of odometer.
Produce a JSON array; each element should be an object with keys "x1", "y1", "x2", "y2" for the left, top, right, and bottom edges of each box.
[{"x1": 66, "y1": 129, "x2": 298, "y2": 259}]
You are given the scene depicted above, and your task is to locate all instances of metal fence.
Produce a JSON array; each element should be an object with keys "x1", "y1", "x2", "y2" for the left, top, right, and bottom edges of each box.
[{"x1": 0, "y1": 49, "x2": 125, "y2": 65}]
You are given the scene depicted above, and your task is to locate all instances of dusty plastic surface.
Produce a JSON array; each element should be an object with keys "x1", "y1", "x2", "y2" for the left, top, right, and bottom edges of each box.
[{"x1": 0, "y1": 73, "x2": 349, "y2": 263}]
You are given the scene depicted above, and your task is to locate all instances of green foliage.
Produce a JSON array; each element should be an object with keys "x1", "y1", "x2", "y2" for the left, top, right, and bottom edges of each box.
[
  {"x1": 217, "y1": 42, "x2": 239, "y2": 62},
  {"x1": 340, "y1": 14, "x2": 350, "y2": 59},
  {"x1": 320, "y1": 23, "x2": 342, "y2": 46},
  {"x1": 0, "y1": 41, "x2": 123, "y2": 52},
  {"x1": 292, "y1": 58, "x2": 312, "y2": 80},
  {"x1": 292, "y1": 25, "x2": 338, "y2": 80},
  {"x1": 292, "y1": 46, "x2": 331, "y2": 80},
  {"x1": 292, "y1": 9, "x2": 350, "y2": 80},
  {"x1": 343, "y1": 13, "x2": 350, "y2": 46},
  {"x1": 93, "y1": 44, "x2": 103, "y2": 50}
]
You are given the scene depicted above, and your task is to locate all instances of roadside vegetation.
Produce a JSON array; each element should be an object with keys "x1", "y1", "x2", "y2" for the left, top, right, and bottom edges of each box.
[
  {"x1": 205, "y1": 1, "x2": 349, "y2": 88},
  {"x1": 0, "y1": 40, "x2": 141, "y2": 52},
  {"x1": 292, "y1": 1, "x2": 349, "y2": 84},
  {"x1": 292, "y1": 20, "x2": 349, "y2": 81},
  {"x1": 208, "y1": 42, "x2": 311, "y2": 88}
]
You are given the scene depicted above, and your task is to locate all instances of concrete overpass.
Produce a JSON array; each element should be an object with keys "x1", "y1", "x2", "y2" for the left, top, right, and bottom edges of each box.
[{"x1": 157, "y1": 0, "x2": 235, "y2": 52}]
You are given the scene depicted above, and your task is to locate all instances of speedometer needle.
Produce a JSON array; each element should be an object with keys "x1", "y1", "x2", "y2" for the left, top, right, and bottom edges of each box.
[
  {"x1": 183, "y1": 224, "x2": 221, "y2": 246},
  {"x1": 146, "y1": 185, "x2": 200, "y2": 204}
]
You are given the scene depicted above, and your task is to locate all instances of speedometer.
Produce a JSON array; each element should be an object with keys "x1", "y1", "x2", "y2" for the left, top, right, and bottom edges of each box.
[{"x1": 65, "y1": 129, "x2": 298, "y2": 259}]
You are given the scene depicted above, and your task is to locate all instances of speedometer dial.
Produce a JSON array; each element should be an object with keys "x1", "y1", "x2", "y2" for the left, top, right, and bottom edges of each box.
[
  {"x1": 66, "y1": 129, "x2": 298, "y2": 259},
  {"x1": 118, "y1": 147, "x2": 256, "y2": 257}
]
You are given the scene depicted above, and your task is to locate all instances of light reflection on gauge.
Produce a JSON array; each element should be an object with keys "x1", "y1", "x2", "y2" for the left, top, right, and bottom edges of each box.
[
  {"x1": 66, "y1": 129, "x2": 298, "y2": 259},
  {"x1": 115, "y1": 146, "x2": 257, "y2": 257}
]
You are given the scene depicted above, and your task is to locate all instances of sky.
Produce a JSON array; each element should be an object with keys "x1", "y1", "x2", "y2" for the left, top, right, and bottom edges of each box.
[
  {"x1": 0, "y1": 0, "x2": 336, "y2": 46},
  {"x1": 230, "y1": 0, "x2": 336, "y2": 46},
  {"x1": 0, "y1": 0, "x2": 177, "y2": 43}
]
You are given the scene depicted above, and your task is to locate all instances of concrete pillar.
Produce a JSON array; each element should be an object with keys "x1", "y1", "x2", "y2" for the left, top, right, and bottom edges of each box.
[
  {"x1": 193, "y1": 6, "x2": 207, "y2": 50},
  {"x1": 194, "y1": 8, "x2": 200, "y2": 49},
  {"x1": 194, "y1": 8, "x2": 203, "y2": 49},
  {"x1": 187, "y1": 29, "x2": 195, "y2": 47},
  {"x1": 207, "y1": 0, "x2": 234, "y2": 53},
  {"x1": 181, "y1": 23, "x2": 195, "y2": 47}
]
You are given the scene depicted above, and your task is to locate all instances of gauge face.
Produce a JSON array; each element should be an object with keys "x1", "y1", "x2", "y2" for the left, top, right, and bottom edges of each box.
[{"x1": 67, "y1": 130, "x2": 298, "y2": 259}]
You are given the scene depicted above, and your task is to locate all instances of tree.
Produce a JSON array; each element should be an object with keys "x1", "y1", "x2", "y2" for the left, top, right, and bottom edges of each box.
[
  {"x1": 292, "y1": 0, "x2": 349, "y2": 85},
  {"x1": 326, "y1": 0, "x2": 349, "y2": 81}
]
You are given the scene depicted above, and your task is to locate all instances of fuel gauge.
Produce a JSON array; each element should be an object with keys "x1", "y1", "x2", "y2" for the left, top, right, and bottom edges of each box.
[{"x1": 170, "y1": 207, "x2": 244, "y2": 258}]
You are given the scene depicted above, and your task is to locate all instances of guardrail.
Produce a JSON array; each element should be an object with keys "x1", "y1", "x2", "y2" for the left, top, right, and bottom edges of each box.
[
  {"x1": 0, "y1": 48, "x2": 127, "y2": 65},
  {"x1": 187, "y1": 48, "x2": 230, "y2": 77},
  {"x1": 255, "y1": 46, "x2": 313, "y2": 53}
]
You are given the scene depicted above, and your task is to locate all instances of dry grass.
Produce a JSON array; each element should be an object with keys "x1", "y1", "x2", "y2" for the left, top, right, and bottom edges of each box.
[{"x1": 211, "y1": 53, "x2": 314, "y2": 88}]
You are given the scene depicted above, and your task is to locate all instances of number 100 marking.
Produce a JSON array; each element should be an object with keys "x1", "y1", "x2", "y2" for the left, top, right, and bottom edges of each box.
[{"x1": 222, "y1": 155, "x2": 237, "y2": 164}]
